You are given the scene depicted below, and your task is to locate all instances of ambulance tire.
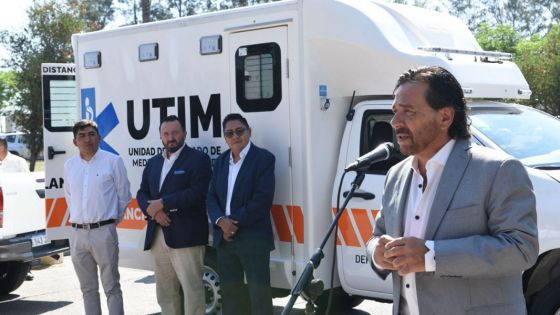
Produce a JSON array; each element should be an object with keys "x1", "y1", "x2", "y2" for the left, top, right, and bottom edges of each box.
[
  {"x1": 203, "y1": 253, "x2": 222, "y2": 315},
  {"x1": 314, "y1": 287, "x2": 363, "y2": 315},
  {"x1": 528, "y1": 276, "x2": 560, "y2": 315},
  {"x1": 0, "y1": 261, "x2": 31, "y2": 295}
]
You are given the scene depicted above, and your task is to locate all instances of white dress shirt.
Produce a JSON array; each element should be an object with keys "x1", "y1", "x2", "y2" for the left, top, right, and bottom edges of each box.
[
  {"x1": 400, "y1": 139, "x2": 455, "y2": 315},
  {"x1": 64, "y1": 149, "x2": 131, "y2": 224},
  {"x1": 0, "y1": 152, "x2": 29, "y2": 173},
  {"x1": 225, "y1": 142, "x2": 251, "y2": 216},
  {"x1": 159, "y1": 143, "x2": 185, "y2": 190}
]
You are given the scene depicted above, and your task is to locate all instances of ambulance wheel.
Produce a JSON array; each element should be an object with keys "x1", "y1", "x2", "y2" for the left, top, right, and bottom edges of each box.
[
  {"x1": 203, "y1": 254, "x2": 222, "y2": 315},
  {"x1": 0, "y1": 261, "x2": 31, "y2": 295},
  {"x1": 529, "y1": 276, "x2": 560, "y2": 315},
  {"x1": 314, "y1": 287, "x2": 363, "y2": 314}
]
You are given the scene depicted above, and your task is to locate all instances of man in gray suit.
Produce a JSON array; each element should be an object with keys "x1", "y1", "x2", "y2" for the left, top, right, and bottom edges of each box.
[{"x1": 366, "y1": 66, "x2": 538, "y2": 315}]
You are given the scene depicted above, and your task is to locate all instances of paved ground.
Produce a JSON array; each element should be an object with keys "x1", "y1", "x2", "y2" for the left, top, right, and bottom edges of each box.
[{"x1": 0, "y1": 256, "x2": 392, "y2": 314}]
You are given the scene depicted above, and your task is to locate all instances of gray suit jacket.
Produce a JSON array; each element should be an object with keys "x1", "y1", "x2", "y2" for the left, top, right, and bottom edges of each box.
[{"x1": 366, "y1": 139, "x2": 538, "y2": 315}]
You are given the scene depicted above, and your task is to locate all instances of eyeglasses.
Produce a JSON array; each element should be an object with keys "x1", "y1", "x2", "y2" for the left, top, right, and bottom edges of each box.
[{"x1": 224, "y1": 128, "x2": 247, "y2": 139}]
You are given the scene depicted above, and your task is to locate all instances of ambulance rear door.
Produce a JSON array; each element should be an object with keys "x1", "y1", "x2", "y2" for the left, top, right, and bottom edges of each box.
[{"x1": 42, "y1": 63, "x2": 77, "y2": 242}]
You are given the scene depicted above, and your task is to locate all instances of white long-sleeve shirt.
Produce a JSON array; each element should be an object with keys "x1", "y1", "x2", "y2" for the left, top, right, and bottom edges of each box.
[
  {"x1": 64, "y1": 149, "x2": 131, "y2": 224},
  {"x1": 0, "y1": 152, "x2": 29, "y2": 173},
  {"x1": 400, "y1": 139, "x2": 455, "y2": 315}
]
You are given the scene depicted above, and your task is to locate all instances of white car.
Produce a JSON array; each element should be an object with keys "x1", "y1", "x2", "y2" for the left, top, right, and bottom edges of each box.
[{"x1": 0, "y1": 132, "x2": 43, "y2": 160}]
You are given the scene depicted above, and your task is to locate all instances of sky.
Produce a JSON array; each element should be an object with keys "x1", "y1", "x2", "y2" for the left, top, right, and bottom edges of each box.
[{"x1": 0, "y1": 0, "x2": 32, "y2": 64}]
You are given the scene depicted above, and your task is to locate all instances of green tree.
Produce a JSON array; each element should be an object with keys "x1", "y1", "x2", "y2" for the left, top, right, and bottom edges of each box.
[
  {"x1": 516, "y1": 24, "x2": 560, "y2": 115},
  {"x1": 475, "y1": 22, "x2": 520, "y2": 53},
  {"x1": 166, "y1": 0, "x2": 207, "y2": 17},
  {"x1": 0, "y1": 71, "x2": 17, "y2": 111},
  {"x1": 0, "y1": 1, "x2": 88, "y2": 170},
  {"x1": 447, "y1": 0, "x2": 486, "y2": 31},
  {"x1": 68, "y1": 0, "x2": 115, "y2": 30},
  {"x1": 118, "y1": 0, "x2": 279, "y2": 23},
  {"x1": 118, "y1": 0, "x2": 173, "y2": 24},
  {"x1": 448, "y1": 0, "x2": 559, "y2": 36}
]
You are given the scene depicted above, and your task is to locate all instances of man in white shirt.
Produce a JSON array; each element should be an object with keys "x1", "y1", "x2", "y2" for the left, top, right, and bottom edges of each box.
[
  {"x1": 366, "y1": 66, "x2": 538, "y2": 315},
  {"x1": 0, "y1": 138, "x2": 29, "y2": 173},
  {"x1": 64, "y1": 120, "x2": 131, "y2": 315}
]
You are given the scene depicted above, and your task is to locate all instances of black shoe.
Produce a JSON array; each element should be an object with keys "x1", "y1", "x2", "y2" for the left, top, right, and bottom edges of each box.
[{"x1": 25, "y1": 272, "x2": 34, "y2": 281}]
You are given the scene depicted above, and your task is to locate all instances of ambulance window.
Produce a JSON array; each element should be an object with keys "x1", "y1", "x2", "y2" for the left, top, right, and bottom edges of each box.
[
  {"x1": 235, "y1": 42, "x2": 281, "y2": 112},
  {"x1": 360, "y1": 110, "x2": 405, "y2": 174},
  {"x1": 43, "y1": 75, "x2": 77, "y2": 132}
]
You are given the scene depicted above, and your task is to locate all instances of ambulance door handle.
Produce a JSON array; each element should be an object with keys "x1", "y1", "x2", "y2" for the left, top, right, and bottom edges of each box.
[
  {"x1": 343, "y1": 189, "x2": 375, "y2": 200},
  {"x1": 48, "y1": 146, "x2": 66, "y2": 160}
]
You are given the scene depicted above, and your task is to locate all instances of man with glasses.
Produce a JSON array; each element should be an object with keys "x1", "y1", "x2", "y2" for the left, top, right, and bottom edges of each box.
[
  {"x1": 137, "y1": 115, "x2": 212, "y2": 315},
  {"x1": 207, "y1": 113, "x2": 276, "y2": 315}
]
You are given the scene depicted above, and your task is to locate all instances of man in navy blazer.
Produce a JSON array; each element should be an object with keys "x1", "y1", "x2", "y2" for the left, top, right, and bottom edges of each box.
[
  {"x1": 137, "y1": 115, "x2": 212, "y2": 315},
  {"x1": 207, "y1": 113, "x2": 275, "y2": 315}
]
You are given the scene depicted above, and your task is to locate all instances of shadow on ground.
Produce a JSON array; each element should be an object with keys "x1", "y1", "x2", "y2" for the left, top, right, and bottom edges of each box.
[
  {"x1": 0, "y1": 299, "x2": 73, "y2": 314},
  {"x1": 273, "y1": 305, "x2": 370, "y2": 315},
  {"x1": 135, "y1": 274, "x2": 155, "y2": 284}
]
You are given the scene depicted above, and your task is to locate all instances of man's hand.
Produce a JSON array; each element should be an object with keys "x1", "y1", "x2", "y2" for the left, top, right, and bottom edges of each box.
[
  {"x1": 147, "y1": 199, "x2": 164, "y2": 218},
  {"x1": 373, "y1": 235, "x2": 398, "y2": 270},
  {"x1": 218, "y1": 218, "x2": 239, "y2": 242},
  {"x1": 153, "y1": 210, "x2": 171, "y2": 227},
  {"x1": 385, "y1": 237, "x2": 428, "y2": 276}
]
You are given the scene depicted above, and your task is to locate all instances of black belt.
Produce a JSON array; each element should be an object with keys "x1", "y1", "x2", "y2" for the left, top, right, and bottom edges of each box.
[{"x1": 72, "y1": 219, "x2": 115, "y2": 230}]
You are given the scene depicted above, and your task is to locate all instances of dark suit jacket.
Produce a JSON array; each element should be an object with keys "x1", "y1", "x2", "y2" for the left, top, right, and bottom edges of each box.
[
  {"x1": 137, "y1": 145, "x2": 212, "y2": 250},
  {"x1": 207, "y1": 143, "x2": 275, "y2": 250}
]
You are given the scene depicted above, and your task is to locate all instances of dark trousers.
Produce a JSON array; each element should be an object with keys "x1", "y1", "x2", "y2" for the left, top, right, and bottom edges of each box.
[{"x1": 217, "y1": 239, "x2": 273, "y2": 315}]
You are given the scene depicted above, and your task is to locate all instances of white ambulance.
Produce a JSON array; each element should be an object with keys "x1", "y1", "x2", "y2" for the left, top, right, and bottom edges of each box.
[{"x1": 42, "y1": 0, "x2": 560, "y2": 314}]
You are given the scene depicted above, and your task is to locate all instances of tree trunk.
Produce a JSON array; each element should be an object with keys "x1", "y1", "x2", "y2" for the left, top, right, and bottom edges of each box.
[
  {"x1": 29, "y1": 154, "x2": 36, "y2": 172},
  {"x1": 141, "y1": 0, "x2": 151, "y2": 23}
]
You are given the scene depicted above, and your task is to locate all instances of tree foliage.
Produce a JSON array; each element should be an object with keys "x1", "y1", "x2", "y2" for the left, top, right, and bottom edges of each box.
[
  {"x1": 0, "y1": 1, "x2": 95, "y2": 169},
  {"x1": 475, "y1": 22, "x2": 560, "y2": 115},
  {"x1": 0, "y1": 71, "x2": 17, "y2": 112},
  {"x1": 68, "y1": 0, "x2": 115, "y2": 30},
  {"x1": 117, "y1": 0, "x2": 277, "y2": 23},
  {"x1": 475, "y1": 23, "x2": 520, "y2": 53},
  {"x1": 448, "y1": 0, "x2": 559, "y2": 37},
  {"x1": 516, "y1": 25, "x2": 560, "y2": 115}
]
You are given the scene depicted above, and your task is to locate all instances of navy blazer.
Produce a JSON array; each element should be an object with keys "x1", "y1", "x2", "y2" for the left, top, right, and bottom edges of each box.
[
  {"x1": 207, "y1": 143, "x2": 275, "y2": 250},
  {"x1": 137, "y1": 145, "x2": 212, "y2": 250}
]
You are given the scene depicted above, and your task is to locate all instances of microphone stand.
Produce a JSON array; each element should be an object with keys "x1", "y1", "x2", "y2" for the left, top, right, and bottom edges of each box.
[{"x1": 281, "y1": 171, "x2": 367, "y2": 315}]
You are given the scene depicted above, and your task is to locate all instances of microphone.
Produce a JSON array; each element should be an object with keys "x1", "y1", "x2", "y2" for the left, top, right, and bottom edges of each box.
[{"x1": 344, "y1": 142, "x2": 395, "y2": 172}]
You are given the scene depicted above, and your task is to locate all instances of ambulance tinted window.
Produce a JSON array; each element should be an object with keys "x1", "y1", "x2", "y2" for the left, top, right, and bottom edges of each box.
[
  {"x1": 235, "y1": 42, "x2": 281, "y2": 112},
  {"x1": 361, "y1": 110, "x2": 405, "y2": 174}
]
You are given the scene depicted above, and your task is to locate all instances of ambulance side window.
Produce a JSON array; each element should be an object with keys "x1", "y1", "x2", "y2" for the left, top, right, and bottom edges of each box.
[
  {"x1": 43, "y1": 75, "x2": 77, "y2": 132},
  {"x1": 235, "y1": 42, "x2": 281, "y2": 112},
  {"x1": 361, "y1": 110, "x2": 405, "y2": 174}
]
